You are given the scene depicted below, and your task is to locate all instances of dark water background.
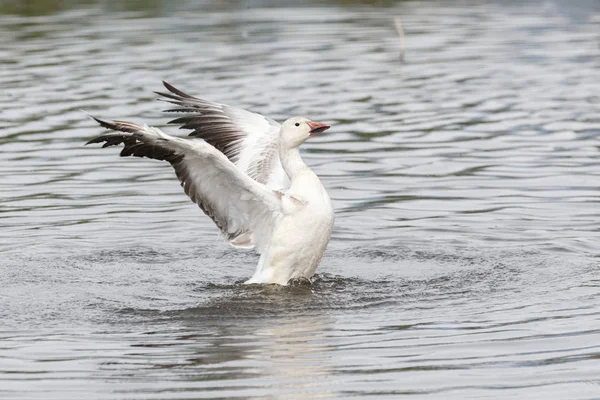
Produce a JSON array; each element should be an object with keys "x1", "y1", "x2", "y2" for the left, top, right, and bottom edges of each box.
[{"x1": 1, "y1": 0, "x2": 600, "y2": 398}]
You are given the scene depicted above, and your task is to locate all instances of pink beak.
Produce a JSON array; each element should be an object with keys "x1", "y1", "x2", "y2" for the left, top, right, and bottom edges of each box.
[{"x1": 307, "y1": 120, "x2": 331, "y2": 136}]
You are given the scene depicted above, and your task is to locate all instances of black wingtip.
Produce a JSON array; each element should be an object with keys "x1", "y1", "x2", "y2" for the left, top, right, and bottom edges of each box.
[
  {"x1": 85, "y1": 136, "x2": 104, "y2": 146},
  {"x1": 154, "y1": 90, "x2": 182, "y2": 102},
  {"x1": 81, "y1": 110, "x2": 106, "y2": 126},
  {"x1": 91, "y1": 115, "x2": 118, "y2": 131},
  {"x1": 83, "y1": 113, "x2": 113, "y2": 145},
  {"x1": 162, "y1": 80, "x2": 176, "y2": 92},
  {"x1": 161, "y1": 80, "x2": 194, "y2": 99},
  {"x1": 85, "y1": 130, "x2": 114, "y2": 145}
]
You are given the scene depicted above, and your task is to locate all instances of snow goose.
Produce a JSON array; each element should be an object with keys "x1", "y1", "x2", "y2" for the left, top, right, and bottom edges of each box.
[{"x1": 87, "y1": 81, "x2": 334, "y2": 285}]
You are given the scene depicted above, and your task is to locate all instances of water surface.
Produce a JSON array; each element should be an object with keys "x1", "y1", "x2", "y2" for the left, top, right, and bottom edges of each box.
[{"x1": 1, "y1": 0, "x2": 600, "y2": 398}]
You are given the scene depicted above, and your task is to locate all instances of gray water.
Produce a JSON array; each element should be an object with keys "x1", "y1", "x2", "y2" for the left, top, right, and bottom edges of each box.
[{"x1": 1, "y1": 0, "x2": 600, "y2": 398}]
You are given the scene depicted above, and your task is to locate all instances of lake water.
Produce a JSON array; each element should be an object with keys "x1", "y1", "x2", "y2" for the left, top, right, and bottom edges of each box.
[{"x1": 1, "y1": 0, "x2": 600, "y2": 398}]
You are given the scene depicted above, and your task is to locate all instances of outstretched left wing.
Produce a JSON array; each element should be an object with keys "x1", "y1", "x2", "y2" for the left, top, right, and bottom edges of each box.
[{"x1": 87, "y1": 117, "x2": 282, "y2": 251}]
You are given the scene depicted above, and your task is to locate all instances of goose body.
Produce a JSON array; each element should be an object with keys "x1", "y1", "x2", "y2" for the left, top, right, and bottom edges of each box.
[{"x1": 87, "y1": 82, "x2": 334, "y2": 285}]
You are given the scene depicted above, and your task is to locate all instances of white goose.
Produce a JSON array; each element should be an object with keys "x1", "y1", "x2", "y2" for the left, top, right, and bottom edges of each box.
[{"x1": 87, "y1": 81, "x2": 334, "y2": 285}]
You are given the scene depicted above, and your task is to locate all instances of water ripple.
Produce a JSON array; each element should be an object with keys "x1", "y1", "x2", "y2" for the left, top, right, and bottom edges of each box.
[{"x1": 2, "y1": 1, "x2": 600, "y2": 399}]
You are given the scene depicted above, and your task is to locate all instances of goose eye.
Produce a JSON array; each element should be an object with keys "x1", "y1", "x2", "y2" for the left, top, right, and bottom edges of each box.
[{"x1": 294, "y1": 122, "x2": 300, "y2": 127}]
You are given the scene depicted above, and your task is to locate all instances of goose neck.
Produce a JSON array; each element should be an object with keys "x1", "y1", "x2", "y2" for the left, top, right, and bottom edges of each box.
[{"x1": 280, "y1": 146, "x2": 307, "y2": 181}]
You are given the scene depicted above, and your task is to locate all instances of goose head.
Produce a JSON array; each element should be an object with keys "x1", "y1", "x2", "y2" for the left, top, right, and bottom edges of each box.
[{"x1": 280, "y1": 117, "x2": 330, "y2": 149}]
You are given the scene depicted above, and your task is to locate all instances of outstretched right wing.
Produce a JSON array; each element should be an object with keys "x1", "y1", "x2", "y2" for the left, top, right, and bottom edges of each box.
[
  {"x1": 87, "y1": 117, "x2": 282, "y2": 251},
  {"x1": 156, "y1": 81, "x2": 290, "y2": 190}
]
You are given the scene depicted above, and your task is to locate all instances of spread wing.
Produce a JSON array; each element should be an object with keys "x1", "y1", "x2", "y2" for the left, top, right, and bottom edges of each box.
[
  {"x1": 86, "y1": 117, "x2": 282, "y2": 251},
  {"x1": 156, "y1": 81, "x2": 290, "y2": 190}
]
